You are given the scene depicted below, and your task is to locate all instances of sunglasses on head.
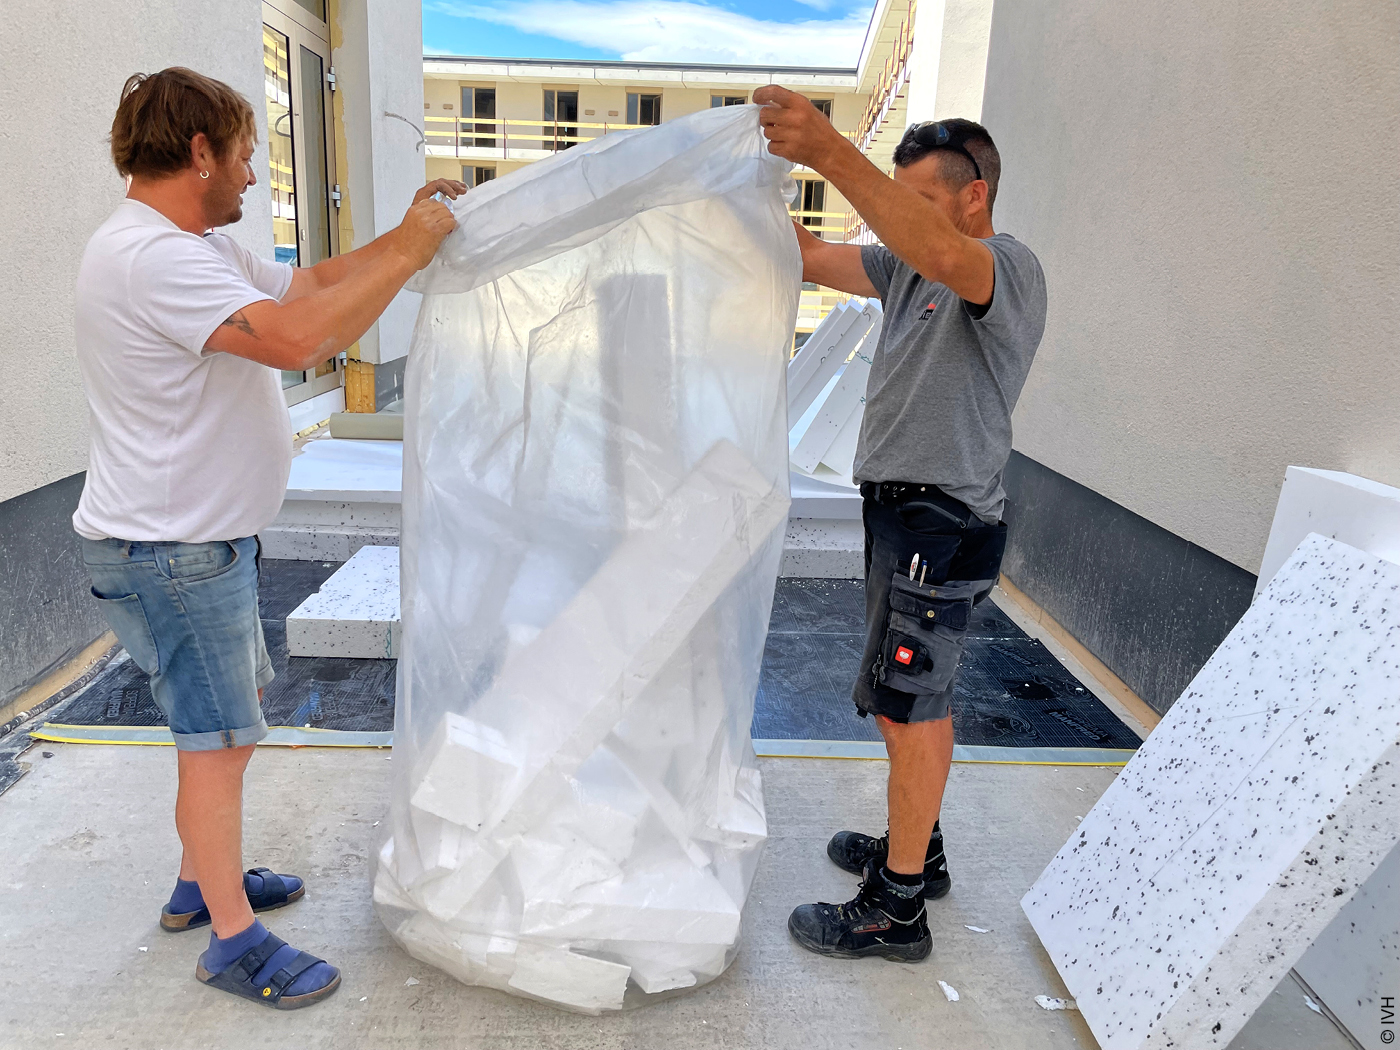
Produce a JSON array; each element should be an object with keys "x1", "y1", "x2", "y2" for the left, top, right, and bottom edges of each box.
[{"x1": 909, "y1": 122, "x2": 983, "y2": 182}]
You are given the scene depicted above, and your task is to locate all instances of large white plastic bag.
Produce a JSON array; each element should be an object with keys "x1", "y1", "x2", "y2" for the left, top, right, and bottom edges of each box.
[{"x1": 373, "y1": 105, "x2": 800, "y2": 1013}]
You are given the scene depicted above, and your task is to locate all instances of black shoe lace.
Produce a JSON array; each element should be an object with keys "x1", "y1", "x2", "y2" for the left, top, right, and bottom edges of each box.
[{"x1": 834, "y1": 875, "x2": 882, "y2": 923}]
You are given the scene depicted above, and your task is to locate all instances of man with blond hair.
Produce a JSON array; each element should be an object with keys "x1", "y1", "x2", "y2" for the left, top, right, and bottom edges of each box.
[{"x1": 74, "y1": 67, "x2": 461, "y2": 1008}]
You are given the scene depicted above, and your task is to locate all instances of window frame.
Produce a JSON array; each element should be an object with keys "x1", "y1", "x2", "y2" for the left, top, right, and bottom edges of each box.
[
  {"x1": 626, "y1": 91, "x2": 663, "y2": 126},
  {"x1": 262, "y1": 2, "x2": 342, "y2": 407}
]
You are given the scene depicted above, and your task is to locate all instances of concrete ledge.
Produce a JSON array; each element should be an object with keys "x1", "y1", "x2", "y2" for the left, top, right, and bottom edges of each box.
[
  {"x1": 780, "y1": 518, "x2": 863, "y2": 578},
  {"x1": 273, "y1": 499, "x2": 401, "y2": 528},
  {"x1": 258, "y1": 523, "x2": 400, "y2": 561}
]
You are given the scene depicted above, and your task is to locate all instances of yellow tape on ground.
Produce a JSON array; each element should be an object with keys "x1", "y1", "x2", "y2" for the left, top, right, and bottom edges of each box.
[
  {"x1": 30, "y1": 726, "x2": 1132, "y2": 766},
  {"x1": 30, "y1": 724, "x2": 392, "y2": 748}
]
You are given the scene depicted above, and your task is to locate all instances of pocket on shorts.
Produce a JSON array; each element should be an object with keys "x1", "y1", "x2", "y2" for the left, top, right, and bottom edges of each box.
[
  {"x1": 89, "y1": 589, "x2": 160, "y2": 675},
  {"x1": 163, "y1": 540, "x2": 240, "y2": 583},
  {"x1": 874, "y1": 574, "x2": 980, "y2": 695}
]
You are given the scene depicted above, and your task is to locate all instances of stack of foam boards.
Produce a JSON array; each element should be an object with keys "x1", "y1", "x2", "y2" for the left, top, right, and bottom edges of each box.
[
  {"x1": 1022, "y1": 531, "x2": 1400, "y2": 1050},
  {"x1": 781, "y1": 301, "x2": 880, "y2": 578},
  {"x1": 259, "y1": 438, "x2": 402, "y2": 559},
  {"x1": 787, "y1": 299, "x2": 881, "y2": 483},
  {"x1": 375, "y1": 441, "x2": 788, "y2": 1013}
]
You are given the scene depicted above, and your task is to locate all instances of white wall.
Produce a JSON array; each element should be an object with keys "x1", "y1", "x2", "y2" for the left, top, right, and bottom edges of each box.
[
  {"x1": 982, "y1": 0, "x2": 1400, "y2": 571},
  {"x1": 904, "y1": 0, "x2": 993, "y2": 124},
  {"x1": 336, "y1": 0, "x2": 424, "y2": 365},
  {"x1": 0, "y1": 0, "x2": 271, "y2": 503}
]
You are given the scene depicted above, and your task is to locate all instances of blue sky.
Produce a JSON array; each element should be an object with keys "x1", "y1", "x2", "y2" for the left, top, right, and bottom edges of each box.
[{"x1": 423, "y1": 0, "x2": 876, "y2": 68}]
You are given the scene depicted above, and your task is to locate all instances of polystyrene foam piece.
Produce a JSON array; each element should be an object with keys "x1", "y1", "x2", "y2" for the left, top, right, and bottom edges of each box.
[
  {"x1": 1022, "y1": 534, "x2": 1400, "y2": 1050},
  {"x1": 786, "y1": 303, "x2": 854, "y2": 405},
  {"x1": 789, "y1": 341, "x2": 874, "y2": 474},
  {"x1": 511, "y1": 839, "x2": 624, "y2": 903},
  {"x1": 1254, "y1": 466, "x2": 1400, "y2": 598},
  {"x1": 611, "y1": 940, "x2": 729, "y2": 982},
  {"x1": 507, "y1": 944, "x2": 631, "y2": 1013},
  {"x1": 787, "y1": 301, "x2": 876, "y2": 423},
  {"x1": 409, "y1": 440, "x2": 787, "y2": 840},
  {"x1": 394, "y1": 912, "x2": 500, "y2": 990},
  {"x1": 284, "y1": 543, "x2": 400, "y2": 658},
  {"x1": 409, "y1": 835, "x2": 512, "y2": 923},
  {"x1": 372, "y1": 840, "x2": 418, "y2": 914},
  {"x1": 698, "y1": 762, "x2": 767, "y2": 850},
  {"x1": 411, "y1": 714, "x2": 522, "y2": 831},
  {"x1": 521, "y1": 860, "x2": 742, "y2": 944},
  {"x1": 817, "y1": 397, "x2": 864, "y2": 483}
]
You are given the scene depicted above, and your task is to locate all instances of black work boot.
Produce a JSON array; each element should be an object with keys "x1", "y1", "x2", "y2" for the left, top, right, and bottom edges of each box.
[
  {"x1": 787, "y1": 868, "x2": 932, "y2": 962},
  {"x1": 826, "y1": 822, "x2": 952, "y2": 899}
]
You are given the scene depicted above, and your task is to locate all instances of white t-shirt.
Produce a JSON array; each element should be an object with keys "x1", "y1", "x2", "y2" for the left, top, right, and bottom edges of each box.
[{"x1": 72, "y1": 199, "x2": 296, "y2": 543}]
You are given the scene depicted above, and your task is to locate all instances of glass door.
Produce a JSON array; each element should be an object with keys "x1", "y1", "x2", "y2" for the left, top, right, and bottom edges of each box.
[
  {"x1": 262, "y1": 2, "x2": 341, "y2": 406},
  {"x1": 543, "y1": 89, "x2": 579, "y2": 151},
  {"x1": 461, "y1": 87, "x2": 497, "y2": 148}
]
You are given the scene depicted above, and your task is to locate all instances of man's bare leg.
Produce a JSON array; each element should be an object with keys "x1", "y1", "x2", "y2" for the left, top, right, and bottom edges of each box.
[
  {"x1": 175, "y1": 688, "x2": 262, "y2": 908},
  {"x1": 175, "y1": 744, "x2": 255, "y2": 938},
  {"x1": 787, "y1": 711, "x2": 943, "y2": 959},
  {"x1": 877, "y1": 713, "x2": 954, "y2": 875}
]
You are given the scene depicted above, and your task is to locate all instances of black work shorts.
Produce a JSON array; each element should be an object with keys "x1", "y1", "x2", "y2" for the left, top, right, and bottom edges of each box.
[{"x1": 851, "y1": 482, "x2": 1007, "y2": 724}]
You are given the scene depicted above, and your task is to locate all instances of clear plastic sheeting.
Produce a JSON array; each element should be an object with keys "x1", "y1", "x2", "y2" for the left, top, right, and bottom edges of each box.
[{"x1": 373, "y1": 105, "x2": 800, "y2": 1013}]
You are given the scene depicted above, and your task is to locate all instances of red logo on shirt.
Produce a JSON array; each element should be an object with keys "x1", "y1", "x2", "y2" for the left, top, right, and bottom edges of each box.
[
  {"x1": 919, "y1": 301, "x2": 938, "y2": 320},
  {"x1": 895, "y1": 645, "x2": 915, "y2": 666}
]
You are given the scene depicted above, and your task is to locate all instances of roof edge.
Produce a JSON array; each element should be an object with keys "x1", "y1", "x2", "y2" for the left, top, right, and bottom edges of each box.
[{"x1": 422, "y1": 54, "x2": 858, "y2": 77}]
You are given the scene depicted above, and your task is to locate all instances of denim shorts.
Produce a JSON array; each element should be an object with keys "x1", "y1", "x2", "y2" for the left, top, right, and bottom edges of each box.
[
  {"x1": 852, "y1": 482, "x2": 1007, "y2": 724},
  {"x1": 80, "y1": 535, "x2": 273, "y2": 751}
]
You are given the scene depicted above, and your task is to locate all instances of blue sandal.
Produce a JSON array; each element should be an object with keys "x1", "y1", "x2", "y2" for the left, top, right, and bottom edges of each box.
[
  {"x1": 196, "y1": 930, "x2": 340, "y2": 1009},
  {"x1": 161, "y1": 867, "x2": 305, "y2": 932}
]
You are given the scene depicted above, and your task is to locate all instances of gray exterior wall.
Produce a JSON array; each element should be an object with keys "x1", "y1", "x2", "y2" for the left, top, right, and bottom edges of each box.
[
  {"x1": 1002, "y1": 452, "x2": 1256, "y2": 715},
  {"x1": 0, "y1": 473, "x2": 109, "y2": 706},
  {"x1": 982, "y1": 0, "x2": 1399, "y2": 574}
]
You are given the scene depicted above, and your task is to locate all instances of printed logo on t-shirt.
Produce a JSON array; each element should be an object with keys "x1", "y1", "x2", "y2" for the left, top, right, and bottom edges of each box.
[{"x1": 919, "y1": 300, "x2": 938, "y2": 320}]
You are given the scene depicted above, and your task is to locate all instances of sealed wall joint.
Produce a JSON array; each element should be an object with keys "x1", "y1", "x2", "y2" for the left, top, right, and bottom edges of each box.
[
  {"x1": 1001, "y1": 452, "x2": 1256, "y2": 715},
  {"x1": 0, "y1": 473, "x2": 110, "y2": 707}
]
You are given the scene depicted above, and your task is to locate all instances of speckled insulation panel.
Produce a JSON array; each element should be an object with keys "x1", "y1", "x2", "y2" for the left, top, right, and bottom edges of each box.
[{"x1": 1022, "y1": 533, "x2": 1400, "y2": 1050}]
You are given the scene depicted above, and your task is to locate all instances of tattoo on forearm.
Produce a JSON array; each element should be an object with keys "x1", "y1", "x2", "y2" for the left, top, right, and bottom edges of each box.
[{"x1": 220, "y1": 310, "x2": 257, "y2": 337}]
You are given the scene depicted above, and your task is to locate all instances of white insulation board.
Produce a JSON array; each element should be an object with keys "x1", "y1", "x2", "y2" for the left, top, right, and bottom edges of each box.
[{"x1": 1022, "y1": 533, "x2": 1400, "y2": 1050}]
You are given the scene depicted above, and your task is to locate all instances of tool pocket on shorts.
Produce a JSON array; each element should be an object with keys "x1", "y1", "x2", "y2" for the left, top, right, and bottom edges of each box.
[
  {"x1": 874, "y1": 575, "x2": 978, "y2": 695},
  {"x1": 89, "y1": 590, "x2": 160, "y2": 675}
]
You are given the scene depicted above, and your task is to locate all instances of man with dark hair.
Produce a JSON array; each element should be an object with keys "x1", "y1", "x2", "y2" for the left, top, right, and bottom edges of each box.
[
  {"x1": 752, "y1": 86, "x2": 1046, "y2": 962},
  {"x1": 74, "y1": 67, "x2": 462, "y2": 1008}
]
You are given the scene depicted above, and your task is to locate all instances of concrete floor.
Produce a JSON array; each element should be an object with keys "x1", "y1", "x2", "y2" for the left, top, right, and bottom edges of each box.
[{"x1": 0, "y1": 744, "x2": 1351, "y2": 1050}]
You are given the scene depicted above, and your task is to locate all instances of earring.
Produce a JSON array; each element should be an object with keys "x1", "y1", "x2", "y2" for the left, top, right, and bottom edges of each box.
[{"x1": 200, "y1": 170, "x2": 210, "y2": 179}]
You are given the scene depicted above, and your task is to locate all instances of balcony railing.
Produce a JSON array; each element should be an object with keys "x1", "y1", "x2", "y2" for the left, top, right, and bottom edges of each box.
[
  {"x1": 790, "y1": 208, "x2": 849, "y2": 239},
  {"x1": 853, "y1": 0, "x2": 917, "y2": 155},
  {"x1": 425, "y1": 115, "x2": 861, "y2": 164},
  {"x1": 424, "y1": 115, "x2": 655, "y2": 157}
]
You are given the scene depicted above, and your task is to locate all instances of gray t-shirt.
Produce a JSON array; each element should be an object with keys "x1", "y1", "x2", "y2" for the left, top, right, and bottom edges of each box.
[{"x1": 855, "y1": 233, "x2": 1047, "y2": 522}]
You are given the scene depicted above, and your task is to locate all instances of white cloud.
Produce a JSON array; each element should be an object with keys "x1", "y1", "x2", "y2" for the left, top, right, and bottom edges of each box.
[{"x1": 432, "y1": 1, "x2": 869, "y2": 67}]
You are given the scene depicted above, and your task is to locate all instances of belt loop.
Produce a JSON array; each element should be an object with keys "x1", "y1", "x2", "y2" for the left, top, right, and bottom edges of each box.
[{"x1": 121, "y1": 541, "x2": 131, "y2": 558}]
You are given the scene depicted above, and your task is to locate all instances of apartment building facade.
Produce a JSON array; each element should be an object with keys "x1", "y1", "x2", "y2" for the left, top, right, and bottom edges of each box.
[{"x1": 420, "y1": 56, "x2": 869, "y2": 335}]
